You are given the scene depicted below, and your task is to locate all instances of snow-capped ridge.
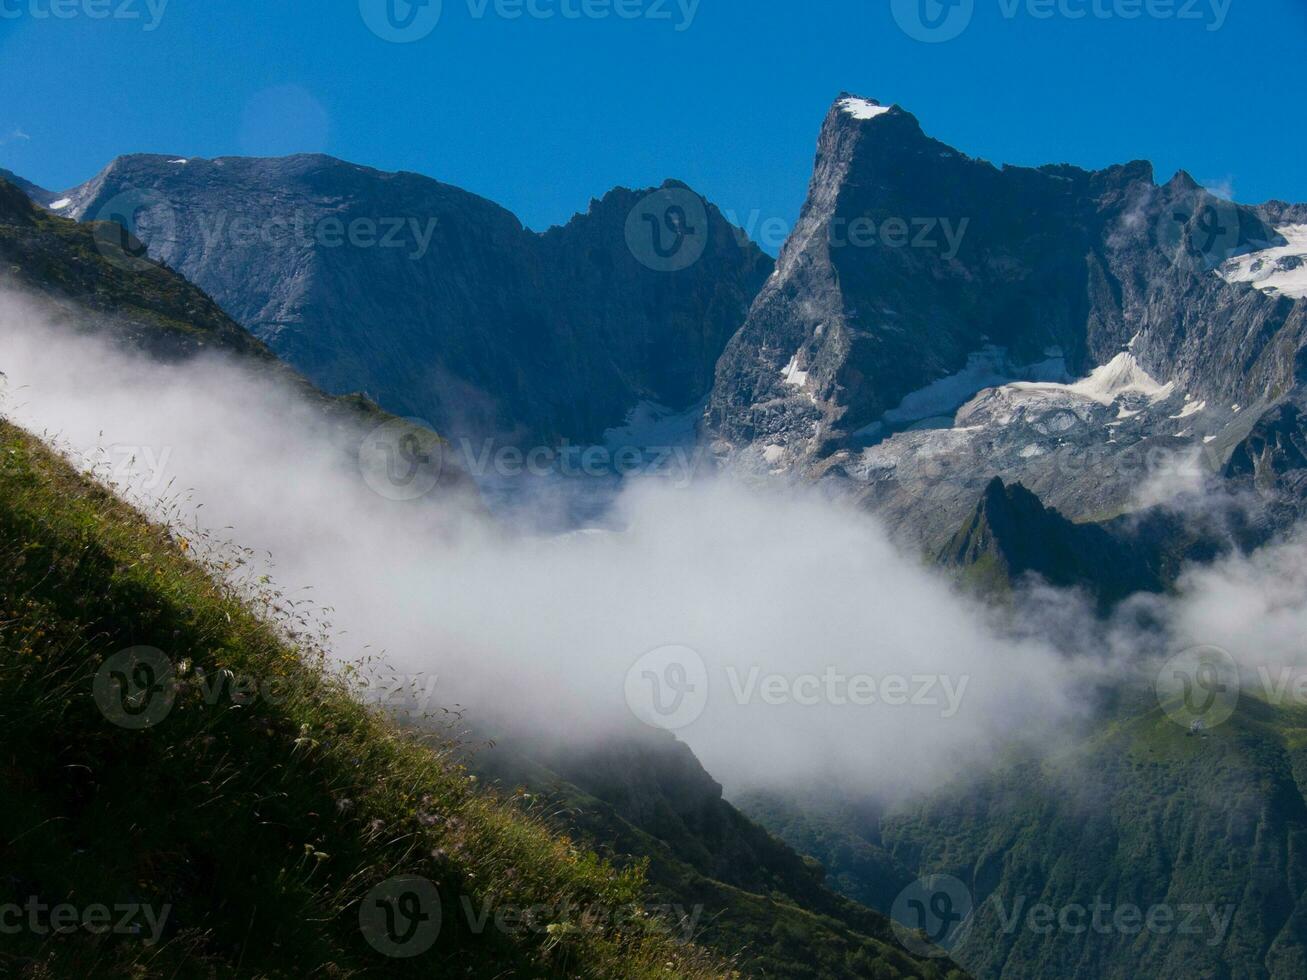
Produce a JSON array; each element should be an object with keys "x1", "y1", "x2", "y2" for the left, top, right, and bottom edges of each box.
[
  {"x1": 837, "y1": 97, "x2": 891, "y2": 122},
  {"x1": 1218, "y1": 224, "x2": 1307, "y2": 300}
]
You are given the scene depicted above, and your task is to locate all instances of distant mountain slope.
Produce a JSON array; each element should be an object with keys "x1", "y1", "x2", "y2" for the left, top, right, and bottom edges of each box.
[
  {"x1": 0, "y1": 174, "x2": 269, "y2": 361},
  {"x1": 934, "y1": 477, "x2": 1268, "y2": 608},
  {"x1": 707, "y1": 95, "x2": 1307, "y2": 544},
  {"x1": 937, "y1": 478, "x2": 1166, "y2": 605},
  {"x1": 0, "y1": 174, "x2": 478, "y2": 503},
  {"x1": 743, "y1": 690, "x2": 1307, "y2": 980},
  {"x1": 479, "y1": 732, "x2": 967, "y2": 979},
  {"x1": 0, "y1": 167, "x2": 55, "y2": 207},
  {"x1": 43, "y1": 155, "x2": 772, "y2": 446}
]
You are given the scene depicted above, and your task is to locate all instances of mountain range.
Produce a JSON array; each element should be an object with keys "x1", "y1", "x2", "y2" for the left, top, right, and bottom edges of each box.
[
  {"x1": 29, "y1": 155, "x2": 770, "y2": 448},
  {"x1": 6, "y1": 91, "x2": 1307, "y2": 979},
  {"x1": 0, "y1": 164, "x2": 955, "y2": 980}
]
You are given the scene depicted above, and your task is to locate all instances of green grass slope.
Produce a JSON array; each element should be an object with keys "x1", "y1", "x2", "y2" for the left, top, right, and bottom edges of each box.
[
  {"x1": 743, "y1": 690, "x2": 1307, "y2": 979},
  {"x1": 0, "y1": 417, "x2": 732, "y2": 978},
  {"x1": 479, "y1": 737, "x2": 967, "y2": 980}
]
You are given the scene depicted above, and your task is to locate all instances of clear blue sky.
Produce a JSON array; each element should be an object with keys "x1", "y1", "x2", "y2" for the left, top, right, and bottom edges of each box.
[{"x1": 1, "y1": 0, "x2": 1303, "y2": 244}]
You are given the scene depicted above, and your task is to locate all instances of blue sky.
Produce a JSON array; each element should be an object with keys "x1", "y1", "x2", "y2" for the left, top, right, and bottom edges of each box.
[{"x1": 1, "y1": 0, "x2": 1303, "y2": 242}]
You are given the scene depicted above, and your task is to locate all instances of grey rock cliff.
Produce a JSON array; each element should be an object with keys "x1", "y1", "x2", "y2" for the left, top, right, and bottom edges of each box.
[
  {"x1": 707, "y1": 95, "x2": 1307, "y2": 545},
  {"x1": 55, "y1": 155, "x2": 772, "y2": 447}
]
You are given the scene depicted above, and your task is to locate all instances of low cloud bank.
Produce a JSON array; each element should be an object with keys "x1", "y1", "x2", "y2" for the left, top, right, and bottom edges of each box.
[{"x1": 1, "y1": 288, "x2": 1302, "y2": 801}]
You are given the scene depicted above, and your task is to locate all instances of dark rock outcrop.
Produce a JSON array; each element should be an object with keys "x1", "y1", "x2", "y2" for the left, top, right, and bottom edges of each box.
[{"x1": 50, "y1": 155, "x2": 772, "y2": 446}]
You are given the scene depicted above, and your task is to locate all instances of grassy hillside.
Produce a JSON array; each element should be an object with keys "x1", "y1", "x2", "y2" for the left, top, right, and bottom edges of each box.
[
  {"x1": 742, "y1": 689, "x2": 1307, "y2": 979},
  {"x1": 0, "y1": 416, "x2": 736, "y2": 978},
  {"x1": 479, "y1": 738, "x2": 966, "y2": 980},
  {"x1": 0, "y1": 177, "x2": 270, "y2": 362}
]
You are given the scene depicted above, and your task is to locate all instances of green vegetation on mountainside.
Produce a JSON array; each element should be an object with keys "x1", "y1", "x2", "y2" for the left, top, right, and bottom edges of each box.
[
  {"x1": 743, "y1": 691, "x2": 1307, "y2": 980},
  {"x1": 479, "y1": 738, "x2": 967, "y2": 980},
  {"x1": 0, "y1": 417, "x2": 733, "y2": 978}
]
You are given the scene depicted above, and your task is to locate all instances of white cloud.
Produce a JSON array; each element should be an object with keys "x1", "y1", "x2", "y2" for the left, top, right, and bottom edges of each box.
[{"x1": 2, "y1": 285, "x2": 1305, "y2": 806}]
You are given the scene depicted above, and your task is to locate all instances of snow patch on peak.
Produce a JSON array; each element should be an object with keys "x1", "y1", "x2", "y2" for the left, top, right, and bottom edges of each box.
[
  {"x1": 838, "y1": 97, "x2": 890, "y2": 122},
  {"x1": 48, "y1": 198, "x2": 71, "y2": 210},
  {"x1": 781, "y1": 354, "x2": 810, "y2": 388},
  {"x1": 958, "y1": 353, "x2": 1178, "y2": 427},
  {"x1": 602, "y1": 400, "x2": 701, "y2": 451},
  {"x1": 1064, "y1": 352, "x2": 1173, "y2": 406},
  {"x1": 1217, "y1": 224, "x2": 1307, "y2": 299},
  {"x1": 1170, "y1": 399, "x2": 1207, "y2": 420}
]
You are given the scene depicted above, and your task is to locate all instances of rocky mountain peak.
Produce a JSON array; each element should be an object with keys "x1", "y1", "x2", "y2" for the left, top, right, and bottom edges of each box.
[
  {"x1": 32, "y1": 156, "x2": 772, "y2": 449},
  {"x1": 709, "y1": 95, "x2": 1307, "y2": 549}
]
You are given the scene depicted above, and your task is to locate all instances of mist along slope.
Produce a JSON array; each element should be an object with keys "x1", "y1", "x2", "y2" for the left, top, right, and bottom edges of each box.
[
  {"x1": 47, "y1": 155, "x2": 772, "y2": 447},
  {"x1": 0, "y1": 174, "x2": 962, "y2": 979},
  {"x1": 0, "y1": 414, "x2": 741, "y2": 978}
]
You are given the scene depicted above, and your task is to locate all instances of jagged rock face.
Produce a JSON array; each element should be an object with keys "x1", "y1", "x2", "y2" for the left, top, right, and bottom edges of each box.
[
  {"x1": 1225, "y1": 397, "x2": 1307, "y2": 513},
  {"x1": 0, "y1": 168, "x2": 54, "y2": 208},
  {"x1": 934, "y1": 475, "x2": 1259, "y2": 608},
  {"x1": 939, "y1": 478, "x2": 1162, "y2": 605},
  {"x1": 55, "y1": 155, "x2": 771, "y2": 446},
  {"x1": 0, "y1": 175, "x2": 481, "y2": 505},
  {"x1": 708, "y1": 95, "x2": 1307, "y2": 544}
]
